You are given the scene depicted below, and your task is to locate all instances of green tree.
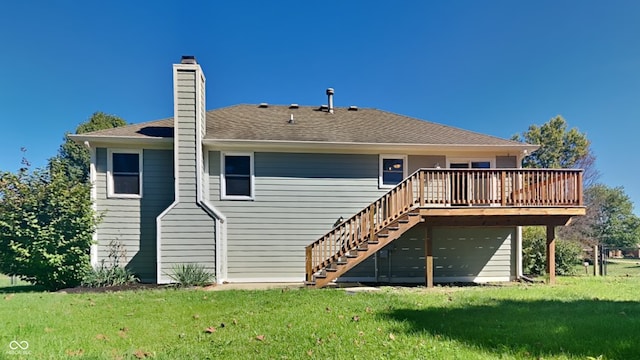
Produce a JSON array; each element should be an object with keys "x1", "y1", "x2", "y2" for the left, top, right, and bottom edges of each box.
[
  {"x1": 57, "y1": 111, "x2": 127, "y2": 182},
  {"x1": 584, "y1": 185, "x2": 640, "y2": 248},
  {"x1": 512, "y1": 115, "x2": 590, "y2": 169},
  {"x1": 522, "y1": 226, "x2": 581, "y2": 276},
  {"x1": 0, "y1": 158, "x2": 99, "y2": 290}
]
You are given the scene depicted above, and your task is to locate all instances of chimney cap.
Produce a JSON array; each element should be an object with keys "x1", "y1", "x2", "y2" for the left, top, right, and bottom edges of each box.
[
  {"x1": 181, "y1": 55, "x2": 197, "y2": 64},
  {"x1": 326, "y1": 88, "x2": 334, "y2": 95}
]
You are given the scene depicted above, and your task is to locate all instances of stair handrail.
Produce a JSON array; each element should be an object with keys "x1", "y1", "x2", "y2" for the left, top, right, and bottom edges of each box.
[{"x1": 305, "y1": 168, "x2": 423, "y2": 280}]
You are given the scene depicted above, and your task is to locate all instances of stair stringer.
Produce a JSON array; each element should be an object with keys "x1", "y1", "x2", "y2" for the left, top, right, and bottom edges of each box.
[{"x1": 311, "y1": 212, "x2": 422, "y2": 288}]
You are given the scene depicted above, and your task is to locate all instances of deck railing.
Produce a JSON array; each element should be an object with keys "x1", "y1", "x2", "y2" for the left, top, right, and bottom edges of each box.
[{"x1": 305, "y1": 168, "x2": 583, "y2": 280}]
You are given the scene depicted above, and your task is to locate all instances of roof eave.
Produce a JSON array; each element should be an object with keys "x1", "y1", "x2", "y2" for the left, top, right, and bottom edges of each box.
[
  {"x1": 69, "y1": 134, "x2": 173, "y2": 147},
  {"x1": 203, "y1": 138, "x2": 539, "y2": 154},
  {"x1": 68, "y1": 134, "x2": 539, "y2": 154}
]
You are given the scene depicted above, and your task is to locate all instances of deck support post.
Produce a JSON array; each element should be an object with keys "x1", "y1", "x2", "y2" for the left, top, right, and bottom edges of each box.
[
  {"x1": 546, "y1": 225, "x2": 556, "y2": 285},
  {"x1": 305, "y1": 246, "x2": 313, "y2": 282},
  {"x1": 593, "y1": 245, "x2": 599, "y2": 276},
  {"x1": 425, "y1": 225, "x2": 433, "y2": 288}
]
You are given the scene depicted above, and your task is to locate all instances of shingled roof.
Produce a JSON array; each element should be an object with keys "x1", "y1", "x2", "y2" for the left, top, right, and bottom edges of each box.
[{"x1": 76, "y1": 104, "x2": 525, "y2": 146}]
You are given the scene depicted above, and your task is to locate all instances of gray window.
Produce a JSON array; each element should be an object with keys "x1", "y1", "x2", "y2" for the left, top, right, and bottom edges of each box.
[
  {"x1": 112, "y1": 153, "x2": 140, "y2": 195},
  {"x1": 222, "y1": 152, "x2": 254, "y2": 199}
]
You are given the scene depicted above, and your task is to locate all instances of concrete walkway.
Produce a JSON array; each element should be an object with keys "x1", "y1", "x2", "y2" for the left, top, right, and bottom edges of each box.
[
  {"x1": 203, "y1": 282, "x2": 303, "y2": 291},
  {"x1": 203, "y1": 282, "x2": 381, "y2": 292}
]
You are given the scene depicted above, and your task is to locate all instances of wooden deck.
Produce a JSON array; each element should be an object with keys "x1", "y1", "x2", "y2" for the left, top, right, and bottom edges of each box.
[{"x1": 305, "y1": 168, "x2": 585, "y2": 288}]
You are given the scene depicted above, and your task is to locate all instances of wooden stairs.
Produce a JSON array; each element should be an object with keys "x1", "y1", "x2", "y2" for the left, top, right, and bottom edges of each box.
[
  {"x1": 308, "y1": 210, "x2": 422, "y2": 288},
  {"x1": 305, "y1": 169, "x2": 424, "y2": 288}
]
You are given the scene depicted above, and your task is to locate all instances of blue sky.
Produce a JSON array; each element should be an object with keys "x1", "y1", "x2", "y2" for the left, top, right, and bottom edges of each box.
[{"x1": 1, "y1": 1, "x2": 638, "y2": 212}]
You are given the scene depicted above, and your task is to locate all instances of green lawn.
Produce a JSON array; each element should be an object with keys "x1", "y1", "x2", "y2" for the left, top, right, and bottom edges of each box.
[
  {"x1": 2, "y1": 276, "x2": 640, "y2": 359},
  {"x1": 0, "y1": 273, "x2": 23, "y2": 287},
  {"x1": 573, "y1": 258, "x2": 640, "y2": 277}
]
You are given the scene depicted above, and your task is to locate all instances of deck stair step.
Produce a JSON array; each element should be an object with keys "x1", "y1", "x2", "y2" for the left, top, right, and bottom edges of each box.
[{"x1": 309, "y1": 210, "x2": 422, "y2": 288}]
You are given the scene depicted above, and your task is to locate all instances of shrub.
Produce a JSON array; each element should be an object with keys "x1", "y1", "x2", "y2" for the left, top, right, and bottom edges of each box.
[
  {"x1": 81, "y1": 240, "x2": 137, "y2": 287},
  {"x1": 168, "y1": 263, "x2": 215, "y2": 287},
  {"x1": 82, "y1": 263, "x2": 138, "y2": 287},
  {"x1": 522, "y1": 226, "x2": 582, "y2": 276},
  {"x1": 0, "y1": 159, "x2": 99, "y2": 290}
]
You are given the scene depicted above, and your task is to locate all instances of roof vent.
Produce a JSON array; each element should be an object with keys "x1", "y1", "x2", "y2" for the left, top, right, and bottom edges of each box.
[
  {"x1": 348, "y1": 105, "x2": 358, "y2": 111},
  {"x1": 181, "y1": 55, "x2": 197, "y2": 64},
  {"x1": 258, "y1": 103, "x2": 269, "y2": 108},
  {"x1": 289, "y1": 104, "x2": 299, "y2": 109},
  {"x1": 319, "y1": 104, "x2": 328, "y2": 111},
  {"x1": 288, "y1": 114, "x2": 295, "y2": 124},
  {"x1": 326, "y1": 88, "x2": 334, "y2": 114}
]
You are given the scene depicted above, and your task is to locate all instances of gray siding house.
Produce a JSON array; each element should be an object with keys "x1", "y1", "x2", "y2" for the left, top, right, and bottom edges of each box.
[{"x1": 72, "y1": 56, "x2": 584, "y2": 286}]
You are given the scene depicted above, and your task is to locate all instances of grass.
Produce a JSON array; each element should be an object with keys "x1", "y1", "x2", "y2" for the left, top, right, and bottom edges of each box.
[
  {"x1": 1, "y1": 275, "x2": 640, "y2": 359},
  {"x1": 573, "y1": 257, "x2": 640, "y2": 277}
]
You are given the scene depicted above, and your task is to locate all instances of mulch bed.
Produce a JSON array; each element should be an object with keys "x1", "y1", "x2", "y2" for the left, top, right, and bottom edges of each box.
[{"x1": 58, "y1": 283, "x2": 167, "y2": 294}]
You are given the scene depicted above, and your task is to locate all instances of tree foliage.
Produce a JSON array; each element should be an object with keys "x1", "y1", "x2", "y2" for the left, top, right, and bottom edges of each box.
[
  {"x1": 57, "y1": 111, "x2": 127, "y2": 183},
  {"x1": 515, "y1": 115, "x2": 639, "y2": 251},
  {"x1": 0, "y1": 112, "x2": 125, "y2": 290},
  {"x1": 522, "y1": 226, "x2": 581, "y2": 276},
  {"x1": 584, "y1": 185, "x2": 640, "y2": 248},
  {"x1": 0, "y1": 158, "x2": 99, "y2": 290},
  {"x1": 512, "y1": 115, "x2": 590, "y2": 169}
]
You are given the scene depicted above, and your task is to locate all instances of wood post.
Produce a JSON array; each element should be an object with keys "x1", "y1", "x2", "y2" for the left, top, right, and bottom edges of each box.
[
  {"x1": 500, "y1": 171, "x2": 506, "y2": 206},
  {"x1": 593, "y1": 244, "x2": 599, "y2": 276},
  {"x1": 419, "y1": 171, "x2": 425, "y2": 206},
  {"x1": 577, "y1": 171, "x2": 583, "y2": 206},
  {"x1": 425, "y1": 225, "x2": 433, "y2": 288},
  {"x1": 546, "y1": 225, "x2": 556, "y2": 285},
  {"x1": 305, "y1": 246, "x2": 313, "y2": 282},
  {"x1": 368, "y1": 204, "x2": 376, "y2": 241}
]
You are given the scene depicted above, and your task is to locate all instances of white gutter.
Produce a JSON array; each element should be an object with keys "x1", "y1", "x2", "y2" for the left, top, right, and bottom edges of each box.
[{"x1": 203, "y1": 139, "x2": 539, "y2": 154}]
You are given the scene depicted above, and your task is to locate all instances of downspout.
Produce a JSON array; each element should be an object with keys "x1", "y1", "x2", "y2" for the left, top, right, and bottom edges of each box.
[
  {"x1": 200, "y1": 149, "x2": 227, "y2": 284},
  {"x1": 84, "y1": 141, "x2": 99, "y2": 268},
  {"x1": 516, "y1": 150, "x2": 526, "y2": 279}
]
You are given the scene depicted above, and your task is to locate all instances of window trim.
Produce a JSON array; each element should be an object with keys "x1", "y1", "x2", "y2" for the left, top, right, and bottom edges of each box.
[
  {"x1": 107, "y1": 148, "x2": 143, "y2": 199},
  {"x1": 379, "y1": 154, "x2": 408, "y2": 189},
  {"x1": 220, "y1": 151, "x2": 255, "y2": 200}
]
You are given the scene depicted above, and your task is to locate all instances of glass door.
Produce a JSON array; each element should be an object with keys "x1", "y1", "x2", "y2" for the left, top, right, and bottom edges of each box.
[
  {"x1": 450, "y1": 163, "x2": 470, "y2": 205},
  {"x1": 449, "y1": 161, "x2": 492, "y2": 205}
]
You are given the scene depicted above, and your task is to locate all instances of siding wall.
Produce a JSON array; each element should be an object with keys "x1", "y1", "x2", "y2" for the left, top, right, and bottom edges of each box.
[
  {"x1": 208, "y1": 151, "x2": 518, "y2": 282},
  {"x1": 433, "y1": 227, "x2": 514, "y2": 282},
  {"x1": 496, "y1": 155, "x2": 517, "y2": 168},
  {"x1": 408, "y1": 155, "x2": 446, "y2": 173},
  {"x1": 209, "y1": 152, "x2": 390, "y2": 281},
  {"x1": 342, "y1": 226, "x2": 515, "y2": 283},
  {"x1": 95, "y1": 148, "x2": 174, "y2": 282},
  {"x1": 158, "y1": 67, "x2": 216, "y2": 280}
]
